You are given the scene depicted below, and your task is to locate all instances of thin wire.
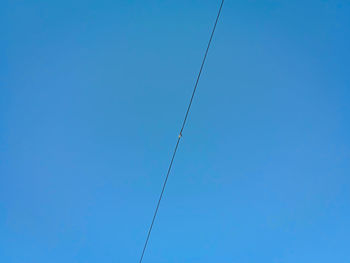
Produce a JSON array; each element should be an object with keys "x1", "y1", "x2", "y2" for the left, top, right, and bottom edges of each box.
[{"x1": 138, "y1": 1, "x2": 225, "y2": 262}]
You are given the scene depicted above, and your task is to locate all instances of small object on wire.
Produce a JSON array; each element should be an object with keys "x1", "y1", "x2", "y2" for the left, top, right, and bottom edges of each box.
[{"x1": 138, "y1": 1, "x2": 225, "y2": 262}]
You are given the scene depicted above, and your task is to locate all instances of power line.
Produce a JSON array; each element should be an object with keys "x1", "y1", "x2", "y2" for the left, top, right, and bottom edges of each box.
[{"x1": 138, "y1": 1, "x2": 225, "y2": 262}]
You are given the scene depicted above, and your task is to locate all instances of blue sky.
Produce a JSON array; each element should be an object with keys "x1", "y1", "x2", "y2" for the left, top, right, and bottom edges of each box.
[{"x1": 1, "y1": 0, "x2": 350, "y2": 262}]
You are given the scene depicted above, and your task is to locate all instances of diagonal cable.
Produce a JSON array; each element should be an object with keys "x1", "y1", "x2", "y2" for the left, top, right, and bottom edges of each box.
[{"x1": 138, "y1": 1, "x2": 225, "y2": 262}]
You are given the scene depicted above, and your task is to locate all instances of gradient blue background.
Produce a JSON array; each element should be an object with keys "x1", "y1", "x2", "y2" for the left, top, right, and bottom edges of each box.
[{"x1": 1, "y1": 0, "x2": 350, "y2": 262}]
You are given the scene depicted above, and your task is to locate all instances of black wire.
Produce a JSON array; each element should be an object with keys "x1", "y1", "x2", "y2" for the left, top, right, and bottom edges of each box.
[{"x1": 138, "y1": 1, "x2": 225, "y2": 262}]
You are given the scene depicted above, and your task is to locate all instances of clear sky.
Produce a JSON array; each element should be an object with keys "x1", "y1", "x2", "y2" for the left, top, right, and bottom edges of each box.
[{"x1": 1, "y1": 0, "x2": 350, "y2": 262}]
